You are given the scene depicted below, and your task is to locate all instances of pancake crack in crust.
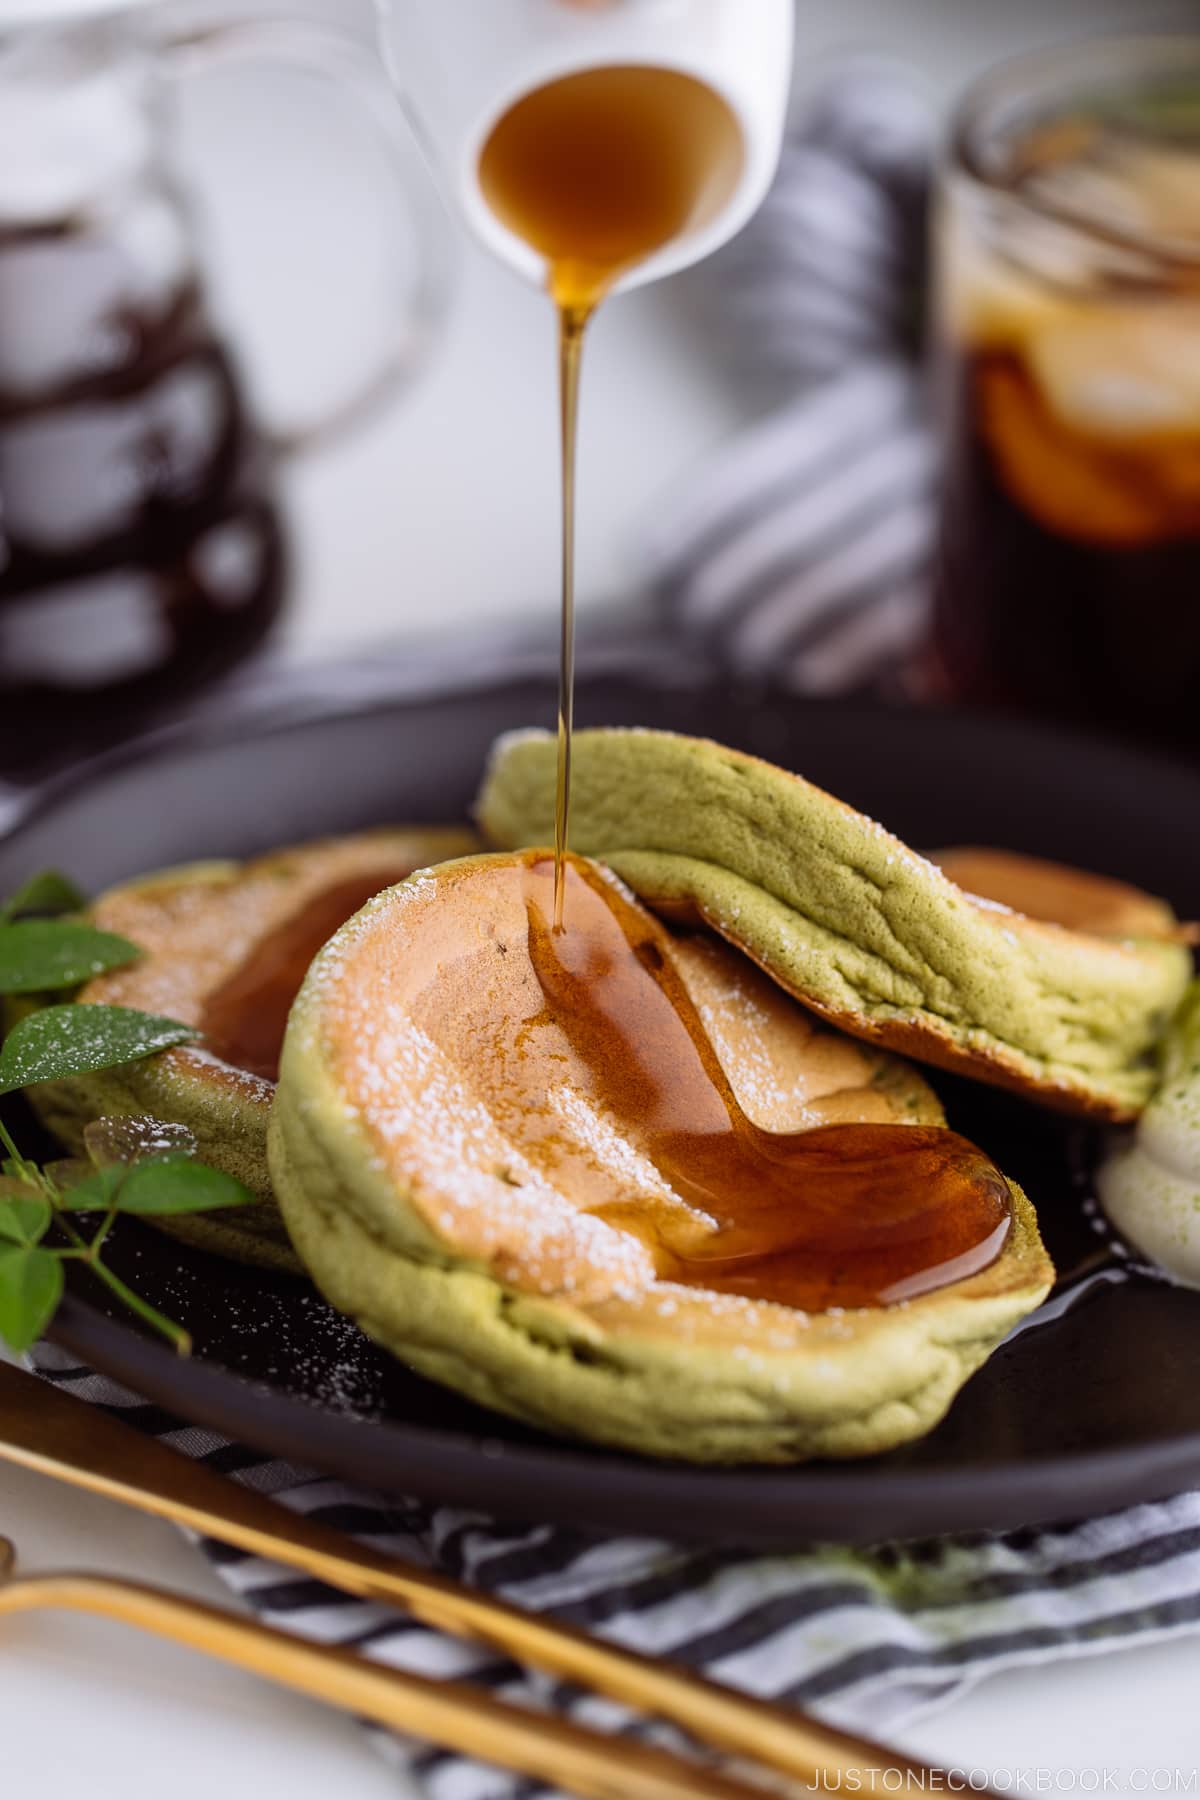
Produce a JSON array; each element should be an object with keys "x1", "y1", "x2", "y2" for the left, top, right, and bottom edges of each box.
[
  {"x1": 268, "y1": 852, "x2": 1053, "y2": 1465},
  {"x1": 476, "y1": 729, "x2": 1191, "y2": 1122}
]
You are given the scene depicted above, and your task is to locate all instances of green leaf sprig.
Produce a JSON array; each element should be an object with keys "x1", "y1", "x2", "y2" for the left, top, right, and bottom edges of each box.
[{"x1": 0, "y1": 870, "x2": 256, "y2": 1356}]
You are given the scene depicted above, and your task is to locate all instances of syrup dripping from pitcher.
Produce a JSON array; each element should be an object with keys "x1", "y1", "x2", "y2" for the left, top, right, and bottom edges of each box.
[
  {"x1": 479, "y1": 65, "x2": 744, "y2": 925},
  {"x1": 470, "y1": 69, "x2": 1014, "y2": 1308}
]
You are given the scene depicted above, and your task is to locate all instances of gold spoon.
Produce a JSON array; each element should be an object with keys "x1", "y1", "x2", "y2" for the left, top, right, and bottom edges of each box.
[
  {"x1": 0, "y1": 1359, "x2": 954, "y2": 1792},
  {"x1": 0, "y1": 1529, "x2": 783, "y2": 1800}
]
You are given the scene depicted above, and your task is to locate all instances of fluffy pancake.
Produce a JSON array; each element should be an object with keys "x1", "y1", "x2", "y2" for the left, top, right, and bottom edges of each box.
[
  {"x1": 268, "y1": 850, "x2": 1052, "y2": 1463},
  {"x1": 24, "y1": 827, "x2": 476, "y2": 1270},
  {"x1": 477, "y1": 729, "x2": 1191, "y2": 1122}
]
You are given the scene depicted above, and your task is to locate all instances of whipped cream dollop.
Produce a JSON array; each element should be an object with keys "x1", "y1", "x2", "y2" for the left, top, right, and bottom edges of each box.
[{"x1": 1099, "y1": 984, "x2": 1200, "y2": 1288}]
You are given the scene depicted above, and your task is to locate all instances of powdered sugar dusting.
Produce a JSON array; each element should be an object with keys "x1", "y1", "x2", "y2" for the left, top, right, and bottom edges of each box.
[{"x1": 303, "y1": 855, "x2": 927, "y2": 1346}]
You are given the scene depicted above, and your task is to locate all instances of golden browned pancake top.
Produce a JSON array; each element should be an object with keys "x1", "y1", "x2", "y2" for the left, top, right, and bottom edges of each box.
[
  {"x1": 82, "y1": 828, "x2": 479, "y2": 1095},
  {"x1": 932, "y1": 847, "x2": 1189, "y2": 943}
]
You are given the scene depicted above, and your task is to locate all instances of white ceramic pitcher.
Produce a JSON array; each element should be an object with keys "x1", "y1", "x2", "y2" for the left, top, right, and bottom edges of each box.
[{"x1": 376, "y1": 0, "x2": 794, "y2": 293}]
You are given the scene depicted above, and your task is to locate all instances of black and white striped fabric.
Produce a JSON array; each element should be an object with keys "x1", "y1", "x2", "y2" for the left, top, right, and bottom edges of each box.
[
  {"x1": 29, "y1": 1335, "x2": 1200, "y2": 1800},
  {"x1": 645, "y1": 67, "x2": 937, "y2": 694}
]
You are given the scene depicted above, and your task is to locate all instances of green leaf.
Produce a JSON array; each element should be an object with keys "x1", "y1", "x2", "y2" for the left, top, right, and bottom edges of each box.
[
  {"x1": 57, "y1": 1163, "x2": 126, "y2": 1213},
  {"x1": 0, "y1": 920, "x2": 141, "y2": 995},
  {"x1": 61, "y1": 1154, "x2": 253, "y2": 1217},
  {"x1": 0, "y1": 1005, "x2": 198, "y2": 1094},
  {"x1": 111, "y1": 1155, "x2": 255, "y2": 1217},
  {"x1": 0, "y1": 1246, "x2": 63, "y2": 1353},
  {"x1": 0, "y1": 1191, "x2": 51, "y2": 1246},
  {"x1": 0, "y1": 870, "x2": 87, "y2": 923}
]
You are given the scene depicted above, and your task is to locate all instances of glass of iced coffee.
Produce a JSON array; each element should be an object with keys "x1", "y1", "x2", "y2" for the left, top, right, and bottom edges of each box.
[{"x1": 931, "y1": 36, "x2": 1200, "y2": 747}]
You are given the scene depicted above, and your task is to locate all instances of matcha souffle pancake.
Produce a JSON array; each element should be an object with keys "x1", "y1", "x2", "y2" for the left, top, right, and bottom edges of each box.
[
  {"x1": 23, "y1": 827, "x2": 475, "y2": 1270},
  {"x1": 269, "y1": 850, "x2": 1051, "y2": 1463},
  {"x1": 478, "y1": 729, "x2": 1191, "y2": 1122}
]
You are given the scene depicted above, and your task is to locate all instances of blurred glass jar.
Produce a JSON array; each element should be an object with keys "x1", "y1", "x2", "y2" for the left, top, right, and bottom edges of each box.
[
  {"x1": 930, "y1": 35, "x2": 1200, "y2": 750},
  {"x1": 0, "y1": 1, "x2": 449, "y2": 777}
]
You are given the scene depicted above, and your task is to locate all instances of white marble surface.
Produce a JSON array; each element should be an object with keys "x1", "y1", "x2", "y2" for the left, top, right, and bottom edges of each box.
[{"x1": 5, "y1": 2, "x2": 1200, "y2": 1795}]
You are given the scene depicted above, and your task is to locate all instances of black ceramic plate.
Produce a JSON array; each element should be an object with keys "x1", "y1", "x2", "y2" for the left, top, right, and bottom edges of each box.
[{"x1": 4, "y1": 671, "x2": 1199, "y2": 1546}]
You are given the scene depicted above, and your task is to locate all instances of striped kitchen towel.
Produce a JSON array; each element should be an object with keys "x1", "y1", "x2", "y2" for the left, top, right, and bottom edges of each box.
[
  {"x1": 645, "y1": 66, "x2": 938, "y2": 695},
  {"x1": 29, "y1": 1339, "x2": 1200, "y2": 1800}
]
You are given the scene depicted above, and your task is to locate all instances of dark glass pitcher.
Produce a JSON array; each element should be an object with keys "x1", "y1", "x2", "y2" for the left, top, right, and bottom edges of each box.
[{"x1": 0, "y1": 3, "x2": 448, "y2": 778}]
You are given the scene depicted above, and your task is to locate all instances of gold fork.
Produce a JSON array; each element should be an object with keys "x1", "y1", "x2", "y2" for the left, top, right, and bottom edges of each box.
[
  {"x1": 0, "y1": 1360, "x2": 954, "y2": 1795},
  {"x1": 0, "y1": 1530, "x2": 780, "y2": 1800}
]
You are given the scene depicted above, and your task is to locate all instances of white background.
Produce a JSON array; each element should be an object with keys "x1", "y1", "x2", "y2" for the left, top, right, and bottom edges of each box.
[{"x1": 5, "y1": 2, "x2": 1200, "y2": 1796}]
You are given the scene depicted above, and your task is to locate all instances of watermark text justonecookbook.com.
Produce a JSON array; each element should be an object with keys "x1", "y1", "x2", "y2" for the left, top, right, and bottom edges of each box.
[{"x1": 804, "y1": 1772, "x2": 1200, "y2": 1794}]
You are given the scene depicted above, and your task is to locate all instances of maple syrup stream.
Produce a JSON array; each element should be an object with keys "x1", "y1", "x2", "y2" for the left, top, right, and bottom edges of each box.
[
  {"x1": 194, "y1": 71, "x2": 1016, "y2": 1314},
  {"x1": 478, "y1": 65, "x2": 745, "y2": 924}
]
